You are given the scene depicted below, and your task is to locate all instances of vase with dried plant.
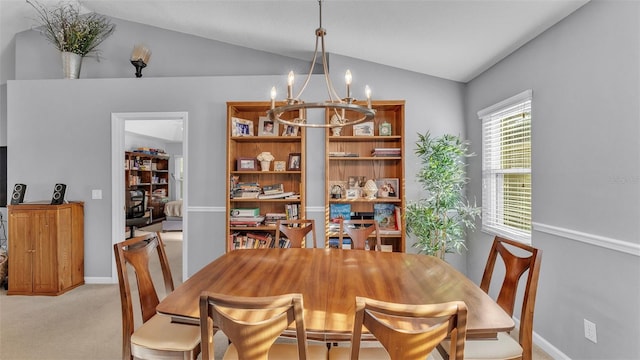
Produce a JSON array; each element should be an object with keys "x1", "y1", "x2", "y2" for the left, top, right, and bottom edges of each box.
[{"x1": 27, "y1": 0, "x2": 116, "y2": 78}]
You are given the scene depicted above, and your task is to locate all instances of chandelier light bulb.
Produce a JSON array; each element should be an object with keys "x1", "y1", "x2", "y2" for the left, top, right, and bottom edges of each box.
[
  {"x1": 345, "y1": 70, "x2": 352, "y2": 99},
  {"x1": 365, "y1": 85, "x2": 372, "y2": 108},
  {"x1": 287, "y1": 71, "x2": 295, "y2": 99},
  {"x1": 270, "y1": 86, "x2": 277, "y2": 109}
]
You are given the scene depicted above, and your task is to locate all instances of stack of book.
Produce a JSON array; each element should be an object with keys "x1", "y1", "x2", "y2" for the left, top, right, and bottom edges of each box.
[
  {"x1": 229, "y1": 208, "x2": 264, "y2": 226},
  {"x1": 229, "y1": 216, "x2": 265, "y2": 226},
  {"x1": 371, "y1": 148, "x2": 401, "y2": 157},
  {"x1": 264, "y1": 212, "x2": 288, "y2": 226},
  {"x1": 329, "y1": 151, "x2": 359, "y2": 157},
  {"x1": 231, "y1": 182, "x2": 261, "y2": 198},
  {"x1": 262, "y1": 183, "x2": 284, "y2": 195}
]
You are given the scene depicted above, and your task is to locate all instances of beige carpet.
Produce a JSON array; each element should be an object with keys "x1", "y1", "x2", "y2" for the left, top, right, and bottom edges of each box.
[{"x1": 0, "y1": 229, "x2": 230, "y2": 360}]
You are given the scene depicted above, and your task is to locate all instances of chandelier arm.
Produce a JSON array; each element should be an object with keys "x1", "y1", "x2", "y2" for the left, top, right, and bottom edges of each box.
[
  {"x1": 320, "y1": 33, "x2": 343, "y2": 103},
  {"x1": 295, "y1": 33, "x2": 321, "y2": 101}
]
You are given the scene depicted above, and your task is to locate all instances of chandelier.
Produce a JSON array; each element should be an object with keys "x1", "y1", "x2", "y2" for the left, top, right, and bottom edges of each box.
[{"x1": 267, "y1": 0, "x2": 376, "y2": 128}]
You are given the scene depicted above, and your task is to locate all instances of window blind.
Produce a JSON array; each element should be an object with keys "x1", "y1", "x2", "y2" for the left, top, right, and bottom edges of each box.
[{"x1": 479, "y1": 90, "x2": 532, "y2": 243}]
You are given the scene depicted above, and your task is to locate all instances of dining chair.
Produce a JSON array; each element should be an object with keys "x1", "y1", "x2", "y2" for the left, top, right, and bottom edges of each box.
[
  {"x1": 199, "y1": 292, "x2": 328, "y2": 360},
  {"x1": 114, "y1": 232, "x2": 201, "y2": 360},
  {"x1": 437, "y1": 236, "x2": 542, "y2": 360},
  {"x1": 328, "y1": 296, "x2": 468, "y2": 360},
  {"x1": 275, "y1": 219, "x2": 317, "y2": 248},
  {"x1": 338, "y1": 219, "x2": 381, "y2": 250}
]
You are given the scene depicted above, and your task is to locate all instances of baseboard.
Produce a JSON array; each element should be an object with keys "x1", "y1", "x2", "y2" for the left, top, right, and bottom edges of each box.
[
  {"x1": 513, "y1": 317, "x2": 570, "y2": 359},
  {"x1": 85, "y1": 277, "x2": 116, "y2": 284}
]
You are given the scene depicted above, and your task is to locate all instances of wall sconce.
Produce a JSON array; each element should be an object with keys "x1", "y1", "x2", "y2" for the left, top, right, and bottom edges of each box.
[{"x1": 130, "y1": 44, "x2": 151, "y2": 78}]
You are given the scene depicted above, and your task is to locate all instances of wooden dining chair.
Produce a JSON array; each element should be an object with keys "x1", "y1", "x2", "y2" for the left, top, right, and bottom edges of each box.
[
  {"x1": 437, "y1": 236, "x2": 542, "y2": 360},
  {"x1": 114, "y1": 232, "x2": 201, "y2": 360},
  {"x1": 275, "y1": 219, "x2": 317, "y2": 248},
  {"x1": 329, "y1": 296, "x2": 468, "y2": 360},
  {"x1": 199, "y1": 292, "x2": 328, "y2": 359},
  {"x1": 338, "y1": 219, "x2": 381, "y2": 250}
]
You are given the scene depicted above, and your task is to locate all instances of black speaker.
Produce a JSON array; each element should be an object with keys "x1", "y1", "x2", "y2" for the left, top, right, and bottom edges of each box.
[
  {"x1": 10, "y1": 183, "x2": 26, "y2": 205},
  {"x1": 51, "y1": 183, "x2": 66, "y2": 205}
]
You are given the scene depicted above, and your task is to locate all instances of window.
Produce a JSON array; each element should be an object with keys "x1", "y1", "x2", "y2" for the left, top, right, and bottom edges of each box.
[{"x1": 478, "y1": 90, "x2": 532, "y2": 243}]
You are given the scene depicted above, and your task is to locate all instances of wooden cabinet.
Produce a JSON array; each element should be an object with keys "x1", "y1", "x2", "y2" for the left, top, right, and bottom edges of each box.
[
  {"x1": 324, "y1": 100, "x2": 406, "y2": 252},
  {"x1": 226, "y1": 101, "x2": 306, "y2": 251},
  {"x1": 7, "y1": 202, "x2": 84, "y2": 295},
  {"x1": 125, "y1": 151, "x2": 170, "y2": 221}
]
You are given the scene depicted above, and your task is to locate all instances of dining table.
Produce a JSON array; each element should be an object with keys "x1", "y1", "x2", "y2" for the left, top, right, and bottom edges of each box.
[{"x1": 156, "y1": 248, "x2": 514, "y2": 341}]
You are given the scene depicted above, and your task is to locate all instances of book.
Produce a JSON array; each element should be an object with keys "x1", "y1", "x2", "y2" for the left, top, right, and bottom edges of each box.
[
  {"x1": 230, "y1": 208, "x2": 260, "y2": 217},
  {"x1": 329, "y1": 203, "x2": 351, "y2": 222},
  {"x1": 262, "y1": 183, "x2": 284, "y2": 195},
  {"x1": 258, "y1": 191, "x2": 295, "y2": 199},
  {"x1": 374, "y1": 203, "x2": 397, "y2": 230}
]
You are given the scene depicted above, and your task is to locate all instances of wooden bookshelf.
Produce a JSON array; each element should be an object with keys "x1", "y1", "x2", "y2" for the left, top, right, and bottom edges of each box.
[
  {"x1": 226, "y1": 101, "x2": 306, "y2": 251},
  {"x1": 324, "y1": 100, "x2": 406, "y2": 252}
]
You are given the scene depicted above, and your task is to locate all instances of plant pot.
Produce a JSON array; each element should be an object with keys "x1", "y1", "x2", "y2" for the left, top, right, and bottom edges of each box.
[{"x1": 61, "y1": 51, "x2": 82, "y2": 79}]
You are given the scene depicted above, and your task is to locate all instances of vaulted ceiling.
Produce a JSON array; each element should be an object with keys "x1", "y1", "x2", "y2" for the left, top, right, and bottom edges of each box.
[{"x1": 2, "y1": 0, "x2": 589, "y2": 83}]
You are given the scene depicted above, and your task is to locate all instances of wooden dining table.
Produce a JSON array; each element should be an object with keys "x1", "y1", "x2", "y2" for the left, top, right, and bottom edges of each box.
[{"x1": 157, "y1": 248, "x2": 514, "y2": 341}]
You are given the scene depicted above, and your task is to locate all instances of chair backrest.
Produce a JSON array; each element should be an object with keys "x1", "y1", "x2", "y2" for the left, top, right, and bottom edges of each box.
[
  {"x1": 126, "y1": 188, "x2": 146, "y2": 219},
  {"x1": 338, "y1": 219, "x2": 381, "y2": 250},
  {"x1": 480, "y1": 236, "x2": 542, "y2": 359},
  {"x1": 275, "y1": 219, "x2": 317, "y2": 248},
  {"x1": 350, "y1": 296, "x2": 467, "y2": 360},
  {"x1": 200, "y1": 292, "x2": 309, "y2": 360},
  {"x1": 114, "y1": 232, "x2": 175, "y2": 360}
]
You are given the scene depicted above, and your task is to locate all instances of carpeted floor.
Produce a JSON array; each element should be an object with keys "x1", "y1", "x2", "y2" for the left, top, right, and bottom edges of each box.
[{"x1": 0, "y1": 228, "x2": 230, "y2": 360}]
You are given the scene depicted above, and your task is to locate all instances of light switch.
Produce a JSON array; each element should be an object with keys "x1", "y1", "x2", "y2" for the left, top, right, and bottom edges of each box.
[{"x1": 92, "y1": 189, "x2": 102, "y2": 199}]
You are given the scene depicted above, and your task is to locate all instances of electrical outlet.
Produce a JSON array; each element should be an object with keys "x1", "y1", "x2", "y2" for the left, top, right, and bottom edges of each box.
[{"x1": 584, "y1": 319, "x2": 597, "y2": 343}]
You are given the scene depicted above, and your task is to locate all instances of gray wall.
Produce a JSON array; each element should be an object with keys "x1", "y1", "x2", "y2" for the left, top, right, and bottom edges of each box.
[
  {"x1": 7, "y1": 16, "x2": 466, "y2": 277},
  {"x1": 465, "y1": 1, "x2": 639, "y2": 358}
]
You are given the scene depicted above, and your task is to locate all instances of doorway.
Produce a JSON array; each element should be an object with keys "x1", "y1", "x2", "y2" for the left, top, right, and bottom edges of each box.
[{"x1": 111, "y1": 112, "x2": 188, "y2": 282}]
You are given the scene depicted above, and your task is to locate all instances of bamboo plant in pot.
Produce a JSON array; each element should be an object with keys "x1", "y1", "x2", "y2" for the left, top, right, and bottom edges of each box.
[{"x1": 406, "y1": 131, "x2": 480, "y2": 260}]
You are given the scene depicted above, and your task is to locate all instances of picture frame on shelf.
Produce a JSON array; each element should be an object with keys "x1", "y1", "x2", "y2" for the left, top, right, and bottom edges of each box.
[
  {"x1": 375, "y1": 178, "x2": 399, "y2": 198},
  {"x1": 258, "y1": 116, "x2": 278, "y2": 136},
  {"x1": 274, "y1": 161, "x2": 286, "y2": 171},
  {"x1": 345, "y1": 188, "x2": 360, "y2": 199},
  {"x1": 282, "y1": 124, "x2": 299, "y2": 136},
  {"x1": 231, "y1": 117, "x2": 254, "y2": 137},
  {"x1": 353, "y1": 121, "x2": 374, "y2": 136},
  {"x1": 329, "y1": 180, "x2": 347, "y2": 199},
  {"x1": 236, "y1": 157, "x2": 257, "y2": 171},
  {"x1": 287, "y1": 153, "x2": 301, "y2": 171}
]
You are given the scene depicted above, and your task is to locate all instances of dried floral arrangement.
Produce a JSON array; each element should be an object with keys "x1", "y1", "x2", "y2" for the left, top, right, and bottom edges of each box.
[{"x1": 27, "y1": 0, "x2": 115, "y2": 57}]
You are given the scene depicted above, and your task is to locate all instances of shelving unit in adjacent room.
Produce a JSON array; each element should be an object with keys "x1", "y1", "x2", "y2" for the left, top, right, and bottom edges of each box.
[{"x1": 125, "y1": 151, "x2": 170, "y2": 221}]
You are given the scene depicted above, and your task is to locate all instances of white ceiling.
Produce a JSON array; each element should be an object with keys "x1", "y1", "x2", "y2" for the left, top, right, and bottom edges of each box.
[
  {"x1": 1, "y1": 0, "x2": 589, "y2": 141},
  {"x1": 2, "y1": 0, "x2": 588, "y2": 82}
]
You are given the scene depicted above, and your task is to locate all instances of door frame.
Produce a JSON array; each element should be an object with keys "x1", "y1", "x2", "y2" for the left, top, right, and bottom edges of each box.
[{"x1": 111, "y1": 112, "x2": 189, "y2": 282}]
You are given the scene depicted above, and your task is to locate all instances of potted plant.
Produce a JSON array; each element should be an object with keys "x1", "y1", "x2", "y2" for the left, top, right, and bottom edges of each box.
[
  {"x1": 27, "y1": 0, "x2": 115, "y2": 78},
  {"x1": 405, "y1": 131, "x2": 481, "y2": 260}
]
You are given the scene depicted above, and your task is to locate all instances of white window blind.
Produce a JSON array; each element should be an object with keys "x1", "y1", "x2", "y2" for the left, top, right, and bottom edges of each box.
[{"x1": 478, "y1": 90, "x2": 532, "y2": 243}]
